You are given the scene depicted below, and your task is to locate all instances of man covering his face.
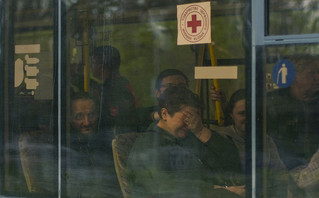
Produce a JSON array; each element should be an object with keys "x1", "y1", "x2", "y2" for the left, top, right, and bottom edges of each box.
[{"x1": 127, "y1": 86, "x2": 244, "y2": 198}]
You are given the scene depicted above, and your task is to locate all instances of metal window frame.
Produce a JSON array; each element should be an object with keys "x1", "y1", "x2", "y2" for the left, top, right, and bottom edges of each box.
[
  {"x1": 54, "y1": 0, "x2": 67, "y2": 197},
  {"x1": 251, "y1": 1, "x2": 319, "y2": 198},
  {"x1": 253, "y1": 0, "x2": 319, "y2": 46},
  {"x1": 0, "y1": 0, "x2": 5, "y2": 192}
]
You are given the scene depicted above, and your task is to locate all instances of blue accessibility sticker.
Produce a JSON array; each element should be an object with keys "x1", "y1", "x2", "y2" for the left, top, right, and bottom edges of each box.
[{"x1": 272, "y1": 59, "x2": 296, "y2": 88}]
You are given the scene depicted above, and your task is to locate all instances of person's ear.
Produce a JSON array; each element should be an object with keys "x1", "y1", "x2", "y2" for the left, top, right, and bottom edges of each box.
[
  {"x1": 161, "y1": 108, "x2": 168, "y2": 121},
  {"x1": 154, "y1": 89, "x2": 161, "y2": 99}
]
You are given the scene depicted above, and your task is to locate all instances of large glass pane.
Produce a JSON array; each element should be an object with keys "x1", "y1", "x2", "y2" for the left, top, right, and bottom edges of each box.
[
  {"x1": 268, "y1": 0, "x2": 319, "y2": 35},
  {"x1": 262, "y1": 45, "x2": 319, "y2": 197},
  {"x1": 2, "y1": 0, "x2": 57, "y2": 197},
  {"x1": 1, "y1": 0, "x2": 250, "y2": 197},
  {"x1": 65, "y1": 0, "x2": 248, "y2": 198}
]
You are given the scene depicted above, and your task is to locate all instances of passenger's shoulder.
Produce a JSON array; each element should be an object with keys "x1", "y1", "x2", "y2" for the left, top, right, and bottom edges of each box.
[
  {"x1": 131, "y1": 131, "x2": 161, "y2": 151},
  {"x1": 209, "y1": 128, "x2": 237, "y2": 147},
  {"x1": 212, "y1": 125, "x2": 235, "y2": 138}
]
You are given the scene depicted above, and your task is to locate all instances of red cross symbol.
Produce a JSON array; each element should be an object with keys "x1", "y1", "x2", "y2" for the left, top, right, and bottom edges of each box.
[{"x1": 187, "y1": 15, "x2": 202, "y2": 33}]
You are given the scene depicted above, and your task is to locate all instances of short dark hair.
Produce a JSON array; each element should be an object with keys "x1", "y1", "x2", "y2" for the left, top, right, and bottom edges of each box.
[
  {"x1": 92, "y1": 45, "x2": 121, "y2": 72},
  {"x1": 155, "y1": 69, "x2": 189, "y2": 90},
  {"x1": 71, "y1": 92, "x2": 98, "y2": 110},
  {"x1": 158, "y1": 86, "x2": 200, "y2": 118}
]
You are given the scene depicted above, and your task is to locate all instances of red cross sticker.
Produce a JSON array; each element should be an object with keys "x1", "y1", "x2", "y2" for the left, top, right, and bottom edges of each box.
[
  {"x1": 187, "y1": 15, "x2": 202, "y2": 33},
  {"x1": 177, "y1": 2, "x2": 211, "y2": 45}
]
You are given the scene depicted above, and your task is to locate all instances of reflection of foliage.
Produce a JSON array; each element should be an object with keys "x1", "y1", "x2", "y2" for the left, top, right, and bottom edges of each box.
[
  {"x1": 104, "y1": 22, "x2": 196, "y2": 106},
  {"x1": 14, "y1": 0, "x2": 54, "y2": 29},
  {"x1": 67, "y1": 0, "x2": 246, "y2": 107},
  {"x1": 269, "y1": 0, "x2": 319, "y2": 35},
  {"x1": 266, "y1": 44, "x2": 319, "y2": 75},
  {"x1": 105, "y1": 17, "x2": 244, "y2": 106},
  {"x1": 213, "y1": 16, "x2": 244, "y2": 59}
]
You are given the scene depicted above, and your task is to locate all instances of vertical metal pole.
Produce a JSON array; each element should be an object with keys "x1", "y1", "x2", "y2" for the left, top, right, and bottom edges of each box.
[
  {"x1": 251, "y1": 0, "x2": 266, "y2": 197},
  {"x1": 208, "y1": 43, "x2": 224, "y2": 126},
  {"x1": 251, "y1": 44, "x2": 256, "y2": 198},
  {"x1": 251, "y1": 0, "x2": 267, "y2": 196},
  {"x1": 83, "y1": 8, "x2": 90, "y2": 92},
  {"x1": 0, "y1": 0, "x2": 5, "y2": 192},
  {"x1": 57, "y1": 0, "x2": 62, "y2": 197}
]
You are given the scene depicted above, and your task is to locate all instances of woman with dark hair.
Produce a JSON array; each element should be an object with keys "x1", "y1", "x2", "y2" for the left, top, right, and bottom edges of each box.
[
  {"x1": 224, "y1": 89, "x2": 246, "y2": 134},
  {"x1": 212, "y1": 89, "x2": 288, "y2": 197}
]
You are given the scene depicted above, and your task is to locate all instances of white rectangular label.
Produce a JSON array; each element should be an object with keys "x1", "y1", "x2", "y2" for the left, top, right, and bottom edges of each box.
[
  {"x1": 194, "y1": 66, "x2": 238, "y2": 79},
  {"x1": 15, "y1": 44, "x2": 40, "y2": 54}
]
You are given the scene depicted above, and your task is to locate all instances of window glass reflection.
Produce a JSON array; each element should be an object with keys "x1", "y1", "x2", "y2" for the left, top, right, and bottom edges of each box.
[
  {"x1": 4, "y1": 0, "x2": 57, "y2": 196},
  {"x1": 268, "y1": 0, "x2": 319, "y2": 35},
  {"x1": 3, "y1": 0, "x2": 249, "y2": 197},
  {"x1": 66, "y1": 93, "x2": 122, "y2": 197},
  {"x1": 66, "y1": 0, "x2": 247, "y2": 197},
  {"x1": 265, "y1": 46, "x2": 319, "y2": 197}
]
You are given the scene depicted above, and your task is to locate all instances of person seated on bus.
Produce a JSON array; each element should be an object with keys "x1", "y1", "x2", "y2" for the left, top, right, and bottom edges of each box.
[
  {"x1": 290, "y1": 146, "x2": 319, "y2": 194},
  {"x1": 211, "y1": 89, "x2": 288, "y2": 197},
  {"x1": 69, "y1": 92, "x2": 102, "y2": 152},
  {"x1": 90, "y1": 45, "x2": 138, "y2": 133},
  {"x1": 136, "y1": 68, "x2": 189, "y2": 131},
  {"x1": 127, "y1": 86, "x2": 245, "y2": 198},
  {"x1": 68, "y1": 92, "x2": 122, "y2": 198},
  {"x1": 266, "y1": 54, "x2": 319, "y2": 197}
]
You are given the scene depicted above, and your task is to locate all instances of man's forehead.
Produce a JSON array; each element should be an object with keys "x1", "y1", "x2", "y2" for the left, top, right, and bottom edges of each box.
[
  {"x1": 72, "y1": 99, "x2": 95, "y2": 110},
  {"x1": 162, "y1": 75, "x2": 186, "y2": 83}
]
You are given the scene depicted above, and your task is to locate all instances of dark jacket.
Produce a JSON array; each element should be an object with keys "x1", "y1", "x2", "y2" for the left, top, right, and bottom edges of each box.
[
  {"x1": 267, "y1": 88, "x2": 319, "y2": 197},
  {"x1": 126, "y1": 122, "x2": 244, "y2": 198}
]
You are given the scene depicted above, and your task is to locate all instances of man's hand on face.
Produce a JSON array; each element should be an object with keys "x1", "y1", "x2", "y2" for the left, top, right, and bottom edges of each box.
[
  {"x1": 182, "y1": 107, "x2": 204, "y2": 135},
  {"x1": 182, "y1": 106, "x2": 212, "y2": 143}
]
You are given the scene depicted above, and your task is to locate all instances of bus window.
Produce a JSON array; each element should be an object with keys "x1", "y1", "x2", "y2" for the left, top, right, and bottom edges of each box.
[
  {"x1": 65, "y1": 1, "x2": 248, "y2": 198},
  {"x1": 2, "y1": 0, "x2": 250, "y2": 197},
  {"x1": 264, "y1": 45, "x2": 319, "y2": 197},
  {"x1": 268, "y1": 0, "x2": 319, "y2": 35},
  {"x1": 3, "y1": 0, "x2": 58, "y2": 196}
]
